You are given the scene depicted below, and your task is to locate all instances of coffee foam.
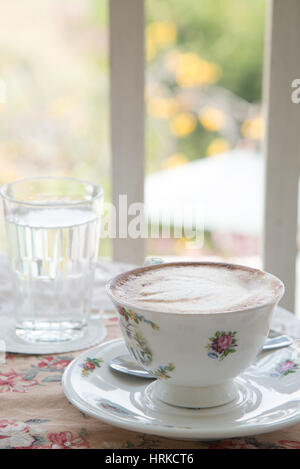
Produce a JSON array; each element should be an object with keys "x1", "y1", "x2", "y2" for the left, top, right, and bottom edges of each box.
[{"x1": 111, "y1": 264, "x2": 281, "y2": 314}]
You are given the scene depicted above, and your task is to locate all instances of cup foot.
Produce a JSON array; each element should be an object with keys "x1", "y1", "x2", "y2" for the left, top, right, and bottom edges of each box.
[{"x1": 153, "y1": 380, "x2": 238, "y2": 408}]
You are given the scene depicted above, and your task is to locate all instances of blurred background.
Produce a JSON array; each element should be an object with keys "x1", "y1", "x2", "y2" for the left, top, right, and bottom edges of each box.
[{"x1": 0, "y1": 0, "x2": 266, "y2": 266}]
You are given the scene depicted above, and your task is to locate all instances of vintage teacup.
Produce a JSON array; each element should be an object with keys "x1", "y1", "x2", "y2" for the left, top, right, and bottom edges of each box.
[{"x1": 106, "y1": 262, "x2": 284, "y2": 408}]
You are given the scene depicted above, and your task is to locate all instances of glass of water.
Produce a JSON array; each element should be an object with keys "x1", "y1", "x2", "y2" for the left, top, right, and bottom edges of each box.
[{"x1": 0, "y1": 177, "x2": 104, "y2": 343}]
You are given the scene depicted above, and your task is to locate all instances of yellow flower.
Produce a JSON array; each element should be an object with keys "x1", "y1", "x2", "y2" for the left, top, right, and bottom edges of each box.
[
  {"x1": 162, "y1": 153, "x2": 188, "y2": 169},
  {"x1": 199, "y1": 107, "x2": 226, "y2": 132},
  {"x1": 241, "y1": 117, "x2": 265, "y2": 140},
  {"x1": 170, "y1": 52, "x2": 221, "y2": 88},
  {"x1": 170, "y1": 113, "x2": 197, "y2": 137},
  {"x1": 146, "y1": 21, "x2": 177, "y2": 50},
  {"x1": 128, "y1": 311, "x2": 136, "y2": 320},
  {"x1": 206, "y1": 138, "x2": 230, "y2": 156},
  {"x1": 147, "y1": 97, "x2": 179, "y2": 119}
]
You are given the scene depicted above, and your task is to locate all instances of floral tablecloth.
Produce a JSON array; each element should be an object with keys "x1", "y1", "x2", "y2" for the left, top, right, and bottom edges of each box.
[{"x1": 1, "y1": 313, "x2": 300, "y2": 450}]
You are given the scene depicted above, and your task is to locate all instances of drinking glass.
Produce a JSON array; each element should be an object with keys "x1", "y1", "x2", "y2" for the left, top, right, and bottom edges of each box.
[{"x1": 0, "y1": 177, "x2": 104, "y2": 343}]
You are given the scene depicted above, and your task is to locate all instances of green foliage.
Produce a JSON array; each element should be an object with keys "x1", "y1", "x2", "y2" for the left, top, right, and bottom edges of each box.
[{"x1": 147, "y1": 0, "x2": 266, "y2": 102}]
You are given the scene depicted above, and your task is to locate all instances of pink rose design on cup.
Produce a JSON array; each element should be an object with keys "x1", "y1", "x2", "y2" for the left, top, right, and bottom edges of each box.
[
  {"x1": 217, "y1": 334, "x2": 233, "y2": 351},
  {"x1": 206, "y1": 331, "x2": 238, "y2": 361}
]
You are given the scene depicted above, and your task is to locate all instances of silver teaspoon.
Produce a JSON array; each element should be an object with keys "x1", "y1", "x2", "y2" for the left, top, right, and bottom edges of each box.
[
  {"x1": 109, "y1": 331, "x2": 294, "y2": 379},
  {"x1": 110, "y1": 354, "x2": 155, "y2": 379}
]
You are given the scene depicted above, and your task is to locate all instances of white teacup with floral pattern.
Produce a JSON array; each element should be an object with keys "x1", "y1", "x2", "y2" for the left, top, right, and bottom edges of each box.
[{"x1": 106, "y1": 262, "x2": 284, "y2": 408}]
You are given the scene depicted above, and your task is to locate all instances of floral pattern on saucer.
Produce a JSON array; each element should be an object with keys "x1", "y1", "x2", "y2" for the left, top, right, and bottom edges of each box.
[
  {"x1": 98, "y1": 399, "x2": 134, "y2": 417},
  {"x1": 80, "y1": 357, "x2": 103, "y2": 377},
  {"x1": 270, "y1": 360, "x2": 299, "y2": 378},
  {"x1": 206, "y1": 331, "x2": 238, "y2": 361}
]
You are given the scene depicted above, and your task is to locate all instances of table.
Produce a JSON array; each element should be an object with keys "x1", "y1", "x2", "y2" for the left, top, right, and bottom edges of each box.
[{"x1": 1, "y1": 258, "x2": 300, "y2": 449}]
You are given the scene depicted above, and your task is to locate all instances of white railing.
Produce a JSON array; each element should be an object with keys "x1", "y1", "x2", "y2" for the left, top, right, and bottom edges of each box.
[
  {"x1": 110, "y1": 0, "x2": 145, "y2": 266},
  {"x1": 110, "y1": 0, "x2": 299, "y2": 312},
  {"x1": 263, "y1": 0, "x2": 300, "y2": 312}
]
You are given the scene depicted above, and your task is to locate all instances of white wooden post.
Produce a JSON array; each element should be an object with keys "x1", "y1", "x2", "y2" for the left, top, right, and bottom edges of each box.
[
  {"x1": 263, "y1": 0, "x2": 300, "y2": 312},
  {"x1": 109, "y1": 0, "x2": 145, "y2": 266}
]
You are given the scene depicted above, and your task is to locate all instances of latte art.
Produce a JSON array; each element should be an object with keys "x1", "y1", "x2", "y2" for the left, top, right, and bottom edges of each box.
[{"x1": 112, "y1": 264, "x2": 281, "y2": 314}]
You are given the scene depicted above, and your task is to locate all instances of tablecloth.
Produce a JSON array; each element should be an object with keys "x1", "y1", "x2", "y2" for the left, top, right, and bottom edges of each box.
[{"x1": 1, "y1": 258, "x2": 300, "y2": 449}]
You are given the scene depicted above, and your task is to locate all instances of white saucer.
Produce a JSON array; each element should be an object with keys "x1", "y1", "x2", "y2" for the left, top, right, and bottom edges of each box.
[{"x1": 62, "y1": 338, "x2": 300, "y2": 441}]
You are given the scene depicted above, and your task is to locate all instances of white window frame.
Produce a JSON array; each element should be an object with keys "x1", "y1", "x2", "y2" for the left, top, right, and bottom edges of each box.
[
  {"x1": 263, "y1": 0, "x2": 300, "y2": 312},
  {"x1": 110, "y1": 0, "x2": 145, "y2": 266}
]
